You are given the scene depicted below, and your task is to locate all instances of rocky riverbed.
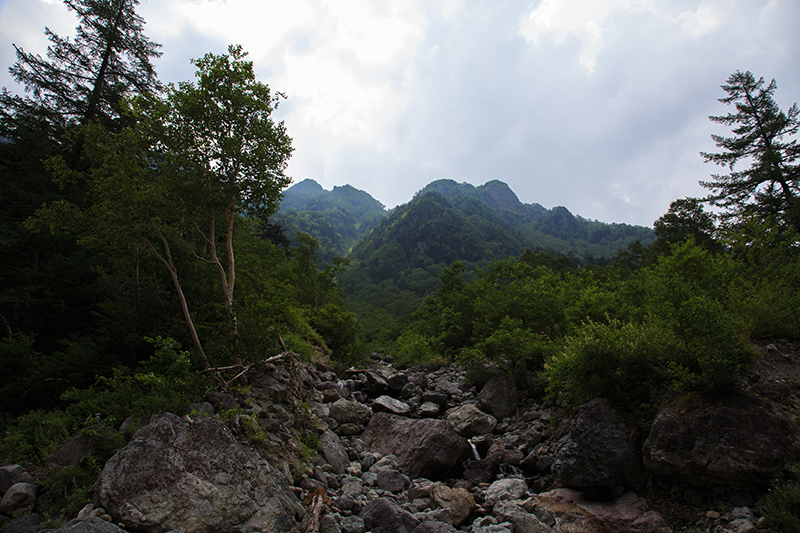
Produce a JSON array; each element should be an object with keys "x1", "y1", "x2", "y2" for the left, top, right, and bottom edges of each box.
[{"x1": 2, "y1": 340, "x2": 799, "y2": 533}]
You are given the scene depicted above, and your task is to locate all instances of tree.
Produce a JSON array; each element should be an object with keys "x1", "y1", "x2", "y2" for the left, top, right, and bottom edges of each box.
[
  {"x1": 0, "y1": 0, "x2": 161, "y2": 141},
  {"x1": 35, "y1": 45, "x2": 293, "y2": 365},
  {"x1": 653, "y1": 197, "x2": 719, "y2": 252},
  {"x1": 700, "y1": 71, "x2": 800, "y2": 230}
]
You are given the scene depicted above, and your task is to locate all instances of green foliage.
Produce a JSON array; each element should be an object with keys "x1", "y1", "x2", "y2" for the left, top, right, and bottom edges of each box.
[
  {"x1": 458, "y1": 317, "x2": 555, "y2": 380},
  {"x1": 763, "y1": 480, "x2": 800, "y2": 533},
  {"x1": 700, "y1": 71, "x2": 800, "y2": 231},
  {"x1": 544, "y1": 319, "x2": 670, "y2": 419},
  {"x1": 390, "y1": 329, "x2": 438, "y2": 368},
  {"x1": 61, "y1": 336, "x2": 211, "y2": 424},
  {"x1": 637, "y1": 239, "x2": 755, "y2": 394},
  {"x1": 37, "y1": 450, "x2": 107, "y2": 518},
  {"x1": 722, "y1": 216, "x2": 800, "y2": 338},
  {"x1": 0, "y1": 336, "x2": 209, "y2": 469}
]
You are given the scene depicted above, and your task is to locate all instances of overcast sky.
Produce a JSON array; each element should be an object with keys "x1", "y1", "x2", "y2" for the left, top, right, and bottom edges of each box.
[{"x1": 1, "y1": 0, "x2": 798, "y2": 226}]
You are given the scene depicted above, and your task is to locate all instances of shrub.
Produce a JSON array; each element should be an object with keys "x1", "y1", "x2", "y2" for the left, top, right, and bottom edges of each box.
[
  {"x1": 763, "y1": 480, "x2": 800, "y2": 533},
  {"x1": 544, "y1": 319, "x2": 671, "y2": 420},
  {"x1": 457, "y1": 317, "x2": 554, "y2": 378},
  {"x1": 390, "y1": 329, "x2": 439, "y2": 368}
]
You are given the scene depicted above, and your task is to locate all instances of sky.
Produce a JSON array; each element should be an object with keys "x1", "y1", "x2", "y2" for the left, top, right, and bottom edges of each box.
[{"x1": 1, "y1": 0, "x2": 798, "y2": 227}]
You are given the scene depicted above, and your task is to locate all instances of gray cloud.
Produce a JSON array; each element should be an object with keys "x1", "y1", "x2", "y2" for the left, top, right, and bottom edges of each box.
[{"x1": 2, "y1": 0, "x2": 798, "y2": 227}]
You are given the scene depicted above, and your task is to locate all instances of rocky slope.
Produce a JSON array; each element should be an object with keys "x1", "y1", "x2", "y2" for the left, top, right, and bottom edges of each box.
[{"x1": 1, "y1": 340, "x2": 799, "y2": 533}]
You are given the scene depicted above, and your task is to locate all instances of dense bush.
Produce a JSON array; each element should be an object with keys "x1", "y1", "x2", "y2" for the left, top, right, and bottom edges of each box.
[
  {"x1": 763, "y1": 480, "x2": 800, "y2": 533},
  {"x1": 544, "y1": 319, "x2": 670, "y2": 419}
]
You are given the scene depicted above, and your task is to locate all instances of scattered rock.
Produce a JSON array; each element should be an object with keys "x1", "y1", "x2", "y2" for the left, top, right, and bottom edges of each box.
[
  {"x1": 0, "y1": 482, "x2": 36, "y2": 515},
  {"x1": 430, "y1": 483, "x2": 475, "y2": 526},
  {"x1": 320, "y1": 430, "x2": 350, "y2": 475},
  {"x1": 373, "y1": 395, "x2": 412, "y2": 416}
]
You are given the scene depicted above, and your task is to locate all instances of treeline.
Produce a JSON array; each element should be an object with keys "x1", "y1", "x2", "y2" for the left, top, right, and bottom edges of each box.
[{"x1": 0, "y1": 0, "x2": 360, "y2": 425}]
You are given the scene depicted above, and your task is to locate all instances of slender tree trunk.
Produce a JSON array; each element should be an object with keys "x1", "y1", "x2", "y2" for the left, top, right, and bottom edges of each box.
[{"x1": 146, "y1": 218, "x2": 208, "y2": 366}]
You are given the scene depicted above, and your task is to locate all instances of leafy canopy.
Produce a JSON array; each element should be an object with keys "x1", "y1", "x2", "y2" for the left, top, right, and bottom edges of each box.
[{"x1": 701, "y1": 71, "x2": 800, "y2": 230}]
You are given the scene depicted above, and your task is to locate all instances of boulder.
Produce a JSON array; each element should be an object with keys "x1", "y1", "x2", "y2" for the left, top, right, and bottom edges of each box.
[
  {"x1": 46, "y1": 516, "x2": 127, "y2": 533},
  {"x1": 430, "y1": 483, "x2": 475, "y2": 526},
  {"x1": 359, "y1": 497, "x2": 420, "y2": 533},
  {"x1": 320, "y1": 430, "x2": 350, "y2": 475},
  {"x1": 340, "y1": 515, "x2": 366, "y2": 533},
  {"x1": 412, "y1": 522, "x2": 459, "y2": 533},
  {"x1": 376, "y1": 469, "x2": 411, "y2": 493},
  {"x1": 328, "y1": 398, "x2": 372, "y2": 426},
  {"x1": 492, "y1": 501, "x2": 556, "y2": 533},
  {"x1": 0, "y1": 465, "x2": 34, "y2": 495},
  {"x1": 477, "y1": 374, "x2": 520, "y2": 420},
  {"x1": 539, "y1": 488, "x2": 672, "y2": 533},
  {"x1": 485, "y1": 478, "x2": 528, "y2": 507},
  {"x1": 643, "y1": 394, "x2": 798, "y2": 486},
  {"x1": 445, "y1": 404, "x2": 497, "y2": 437},
  {"x1": 0, "y1": 482, "x2": 36, "y2": 515},
  {"x1": 361, "y1": 413, "x2": 469, "y2": 480},
  {"x1": 2, "y1": 513, "x2": 42, "y2": 533},
  {"x1": 373, "y1": 395, "x2": 412, "y2": 416},
  {"x1": 551, "y1": 399, "x2": 646, "y2": 492},
  {"x1": 44, "y1": 432, "x2": 104, "y2": 469},
  {"x1": 95, "y1": 413, "x2": 299, "y2": 533}
]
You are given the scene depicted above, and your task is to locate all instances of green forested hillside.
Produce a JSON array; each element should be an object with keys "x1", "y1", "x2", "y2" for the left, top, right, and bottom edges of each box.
[
  {"x1": 336, "y1": 179, "x2": 655, "y2": 336},
  {"x1": 272, "y1": 179, "x2": 387, "y2": 264}
]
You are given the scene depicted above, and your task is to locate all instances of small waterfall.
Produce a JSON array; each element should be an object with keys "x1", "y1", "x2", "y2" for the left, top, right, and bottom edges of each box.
[{"x1": 468, "y1": 439, "x2": 481, "y2": 460}]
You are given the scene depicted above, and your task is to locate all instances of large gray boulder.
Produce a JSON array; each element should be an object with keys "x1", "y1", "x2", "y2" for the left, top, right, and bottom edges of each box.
[
  {"x1": 643, "y1": 394, "x2": 798, "y2": 486},
  {"x1": 551, "y1": 399, "x2": 646, "y2": 492},
  {"x1": 328, "y1": 398, "x2": 372, "y2": 425},
  {"x1": 359, "y1": 497, "x2": 420, "y2": 533},
  {"x1": 445, "y1": 404, "x2": 497, "y2": 437},
  {"x1": 361, "y1": 413, "x2": 469, "y2": 480},
  {"x1": 319, "y1": 430, "x2": 350, "y2": 474},
  {"x1": 95, "y1": 413, "x2": 300, "y2": 533},
  {"x1": 477, "y1": 374, "x2": 521, "y2": 420}
]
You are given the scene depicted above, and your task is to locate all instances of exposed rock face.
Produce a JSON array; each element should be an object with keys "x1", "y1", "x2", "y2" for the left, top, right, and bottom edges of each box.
[
  {"x1": 643, "y1": 394, "x2": 798, "y2": 486},
  {"x1": 477, "y1": 374, "x2": 521, "y2": 420},
  {"x1": 95, "y1": 413, "x2": 299, "y2": 533},
  {"x1": 552, "y1": 398, "x2": 646, "y2": 492},
  {"x1": 361, "y1": 413, "x2": 469, "y2": 479}
]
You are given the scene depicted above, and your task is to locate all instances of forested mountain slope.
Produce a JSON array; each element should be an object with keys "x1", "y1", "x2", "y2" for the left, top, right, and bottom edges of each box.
[
  {"x1": 272, "y1": 179, "x2": 387, "y2": 263},
  {"x1": 334, "y1": 179, "x2": 655, "y2": 335}
]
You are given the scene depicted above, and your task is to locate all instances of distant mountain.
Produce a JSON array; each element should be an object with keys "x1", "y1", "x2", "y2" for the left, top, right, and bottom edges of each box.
[
  {"x1": 331, "y1": 179, "x2": 654, "y2": 333},
  {"x1": 273, "y1": 179, "x2": 387, "y2": 263},
  {"x1": 415, "y1": 179, "x2": 654, "y2": 257}
]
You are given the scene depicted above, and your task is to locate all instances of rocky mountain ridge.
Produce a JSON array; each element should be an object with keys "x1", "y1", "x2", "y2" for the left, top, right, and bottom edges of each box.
[{"x1": 1, "y1": 339, "x2": 798, "y2": 533}]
